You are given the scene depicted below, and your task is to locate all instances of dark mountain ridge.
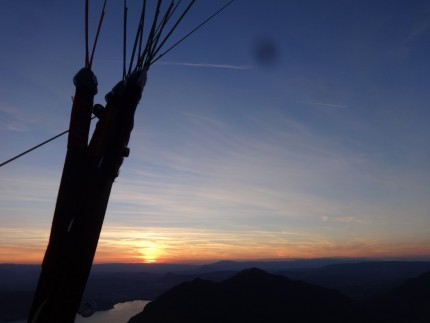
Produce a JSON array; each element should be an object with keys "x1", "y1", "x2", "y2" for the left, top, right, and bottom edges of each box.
[
  {"x1": 129, "y1": 268, "x2": 363, "y2": 323},
  {"x1": 279, "y1": 261, "x2": 430, "y2": 301},
  {"x1": 129, "y1": 268, "x2": 430, "y2": 323}
]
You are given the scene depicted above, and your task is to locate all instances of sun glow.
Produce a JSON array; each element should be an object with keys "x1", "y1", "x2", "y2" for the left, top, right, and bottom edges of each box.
[{"x1": 138, "y1": 241, "x2": 163, "y2": 263}]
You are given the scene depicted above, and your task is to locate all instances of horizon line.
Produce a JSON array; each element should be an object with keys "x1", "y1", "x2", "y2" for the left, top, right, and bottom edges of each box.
[{"x1": 4, "y1": 255, "x2": 430, "y2": 266}]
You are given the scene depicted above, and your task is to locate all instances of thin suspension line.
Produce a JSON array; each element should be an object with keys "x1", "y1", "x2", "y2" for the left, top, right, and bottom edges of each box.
[
  {"x1": 137, "y1": 0, "x2": 147, "y2": 64},
  {"x1": 148, "y1": 0, "x2": 196, "y2": 65},
  {"x1": 0, "y1": 131, "x2": 68, "y2": 168},
  {"x1": 144, "y1": 0, "x2": 176, "y2": 65},
  {"x1": 136, "y1": 0, "x2": 163, "y2": 70},
  {"x1": 127, "y1": 0, "x2": 147, "y2": 76},
  {"x1": 85, "y1": 0, "x2": 90, "y2": 67},
  {"x1": 0, "y1": 117, "x2": 96, "y2": 168},
  {"x1": 151, "y1": 0, "x2": 236, "y2": 65},
  {"x1": 123, "y1": 0, "x2": 128, "y2": 80},
  {"x1": 89, "y1": 0, "x2": 108, "y2": 68}
]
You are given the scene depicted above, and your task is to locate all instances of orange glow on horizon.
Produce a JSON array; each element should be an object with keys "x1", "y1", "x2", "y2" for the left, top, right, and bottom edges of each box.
[
  {"x1": 2, "y1": 227, "x2": 430, "y2": 264},
  {"x1": 2, "y1": 245, "x2": 430, "y2": 265}
]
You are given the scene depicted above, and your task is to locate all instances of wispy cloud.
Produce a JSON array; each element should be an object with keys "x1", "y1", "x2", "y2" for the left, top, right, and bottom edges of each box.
[
  {"x1": 181, "y1": 112, "x2": 229, "y2": 127},
  {"x1": 2, "y1": 90, "x2": 429, "y2": 263},
  {"x1": 321, "y1": 215, "x2": 369, "y2": 224},
  {"x1": 295, "y1": 100, "x2": 347, "y2": 108},
  {"x1": 0, "y1": 104, "x2": 39, "y2": 132},
  {"x1": 97, "y1": 225, "x2": 327, "y2": 262},
  {"x1": 96, "y1": 224, "x2": 430, "y2": 262},
  {"x1": 158, "y1": 61, "x2": 255, "y2": 70},
  {"x1": 109, "y1": 112, "x2": 381, "y2": 235}
]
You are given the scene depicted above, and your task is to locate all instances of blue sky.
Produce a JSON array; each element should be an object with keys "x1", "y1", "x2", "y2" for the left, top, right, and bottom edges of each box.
[{"x1": 1, "y1": 0, "x2": 430, "y2": 263}]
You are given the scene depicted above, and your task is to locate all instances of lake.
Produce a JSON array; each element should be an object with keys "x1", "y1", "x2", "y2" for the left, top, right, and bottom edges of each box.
[{"x1": 5, "y1": 300, "x2": 150, "y2": 323}]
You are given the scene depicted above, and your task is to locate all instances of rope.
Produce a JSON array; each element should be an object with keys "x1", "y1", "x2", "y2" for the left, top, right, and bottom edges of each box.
[
  {"x1": 0, "y1": 116, "x2": 96, "y2": 168},
  {"x1": 89, "y1": 0, "x2": 108, "y2": 68},
  {"x1": 123, "y1": 0, "x2": 128, "y2": 80},
  {"x1": 85, "y1": 0, "x2": 90, "y2": 67},
  {"x1": 151, "y1": 0, "x2": 236, "y2": 65},
  {"x1": 0, "y1": 131, "x2": 69, "y2": 168}
]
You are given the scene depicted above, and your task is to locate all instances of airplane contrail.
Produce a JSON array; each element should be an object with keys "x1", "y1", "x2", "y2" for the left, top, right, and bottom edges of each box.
[
  {"x1": 297, "y1": 101, "x2": 347, "y2": 108},
  {"x1": 159, "y1": 61, "x2": 255, "y2": 70}
]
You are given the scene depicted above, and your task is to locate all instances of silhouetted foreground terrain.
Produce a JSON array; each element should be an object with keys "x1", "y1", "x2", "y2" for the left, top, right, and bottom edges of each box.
[
  {"x1": 1, "y1": 260, "x2": 430, "y2": 322},
  {"x1": 129, "y1": 268, "x2": 362, "y2": 323},
  {"x1": 371, "y1": 270, "x2": 430, "y2": 322},
  {"x1": 129, "y1": 267, "x2": 430, "y2": 323}
]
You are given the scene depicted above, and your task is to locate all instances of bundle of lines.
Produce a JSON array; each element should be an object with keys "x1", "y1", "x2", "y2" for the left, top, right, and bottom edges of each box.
[{"x1": 27, "y1": 1, "x2": 234, "y2": 322}]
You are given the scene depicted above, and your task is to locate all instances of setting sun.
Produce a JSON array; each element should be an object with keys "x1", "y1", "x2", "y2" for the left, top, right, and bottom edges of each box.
[{"x1": 138, "y1": 241, "x2": 163, "y2": 263}]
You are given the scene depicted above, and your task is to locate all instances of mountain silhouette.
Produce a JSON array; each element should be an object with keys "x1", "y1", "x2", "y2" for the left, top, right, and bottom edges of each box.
[
  {"x1": 128, "y1": 268, "x2": 362, "y2": 323},
  {"x1": 370, "y1": 270, "x2": 430, "y2": 322},
  {"x1": 279, "y1": 261, "x2": 430, "y2": 301}
]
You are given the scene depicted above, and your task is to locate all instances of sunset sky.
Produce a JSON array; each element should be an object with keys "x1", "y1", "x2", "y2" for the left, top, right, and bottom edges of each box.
[{"x1": 1, "y1": 0, "x2": 430, "y2": 264}]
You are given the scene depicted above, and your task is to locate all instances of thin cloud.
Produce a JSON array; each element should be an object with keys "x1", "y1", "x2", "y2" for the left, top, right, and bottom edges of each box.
[
  {"x1": 320, "y1": 215, "x2": 369, "y2": 224},
  {"x1": 0, "y1": 104, "x2": 38, "y2": 132},
  {"x1": 158, "y1": 61, "x2": 255, "y2": 70},
  {"x1": 0, "y1": 120, "x2": 28, "y2": 132},
  {"x1": 182, "y1": 112, "x2": 229, "y2": 127},
  {"x1": 296, "y1": 100, "x2": 347, "y2": 108}
]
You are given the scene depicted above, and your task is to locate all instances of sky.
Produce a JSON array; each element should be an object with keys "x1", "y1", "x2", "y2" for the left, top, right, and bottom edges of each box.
[{"x1": 1, "y1": 0, "x2": 430, "y2": 264}]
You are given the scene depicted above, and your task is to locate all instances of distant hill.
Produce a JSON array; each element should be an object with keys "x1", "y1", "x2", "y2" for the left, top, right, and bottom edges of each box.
[
  {"x1": 0, "y1": 264, "x2": 39, "y2": 290},
  {"x1": 128, "y1": 268, "x2": 363, "y2": 323},
  {"x1": 278, "y1": 261, "x2": 430, "y2": 301},
  {"x1": 194, "y1": 258, "x2": 372, "y2": 273},
  {"x1": 0, "y1": 265, "x2": 40, "y2": 321}
]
